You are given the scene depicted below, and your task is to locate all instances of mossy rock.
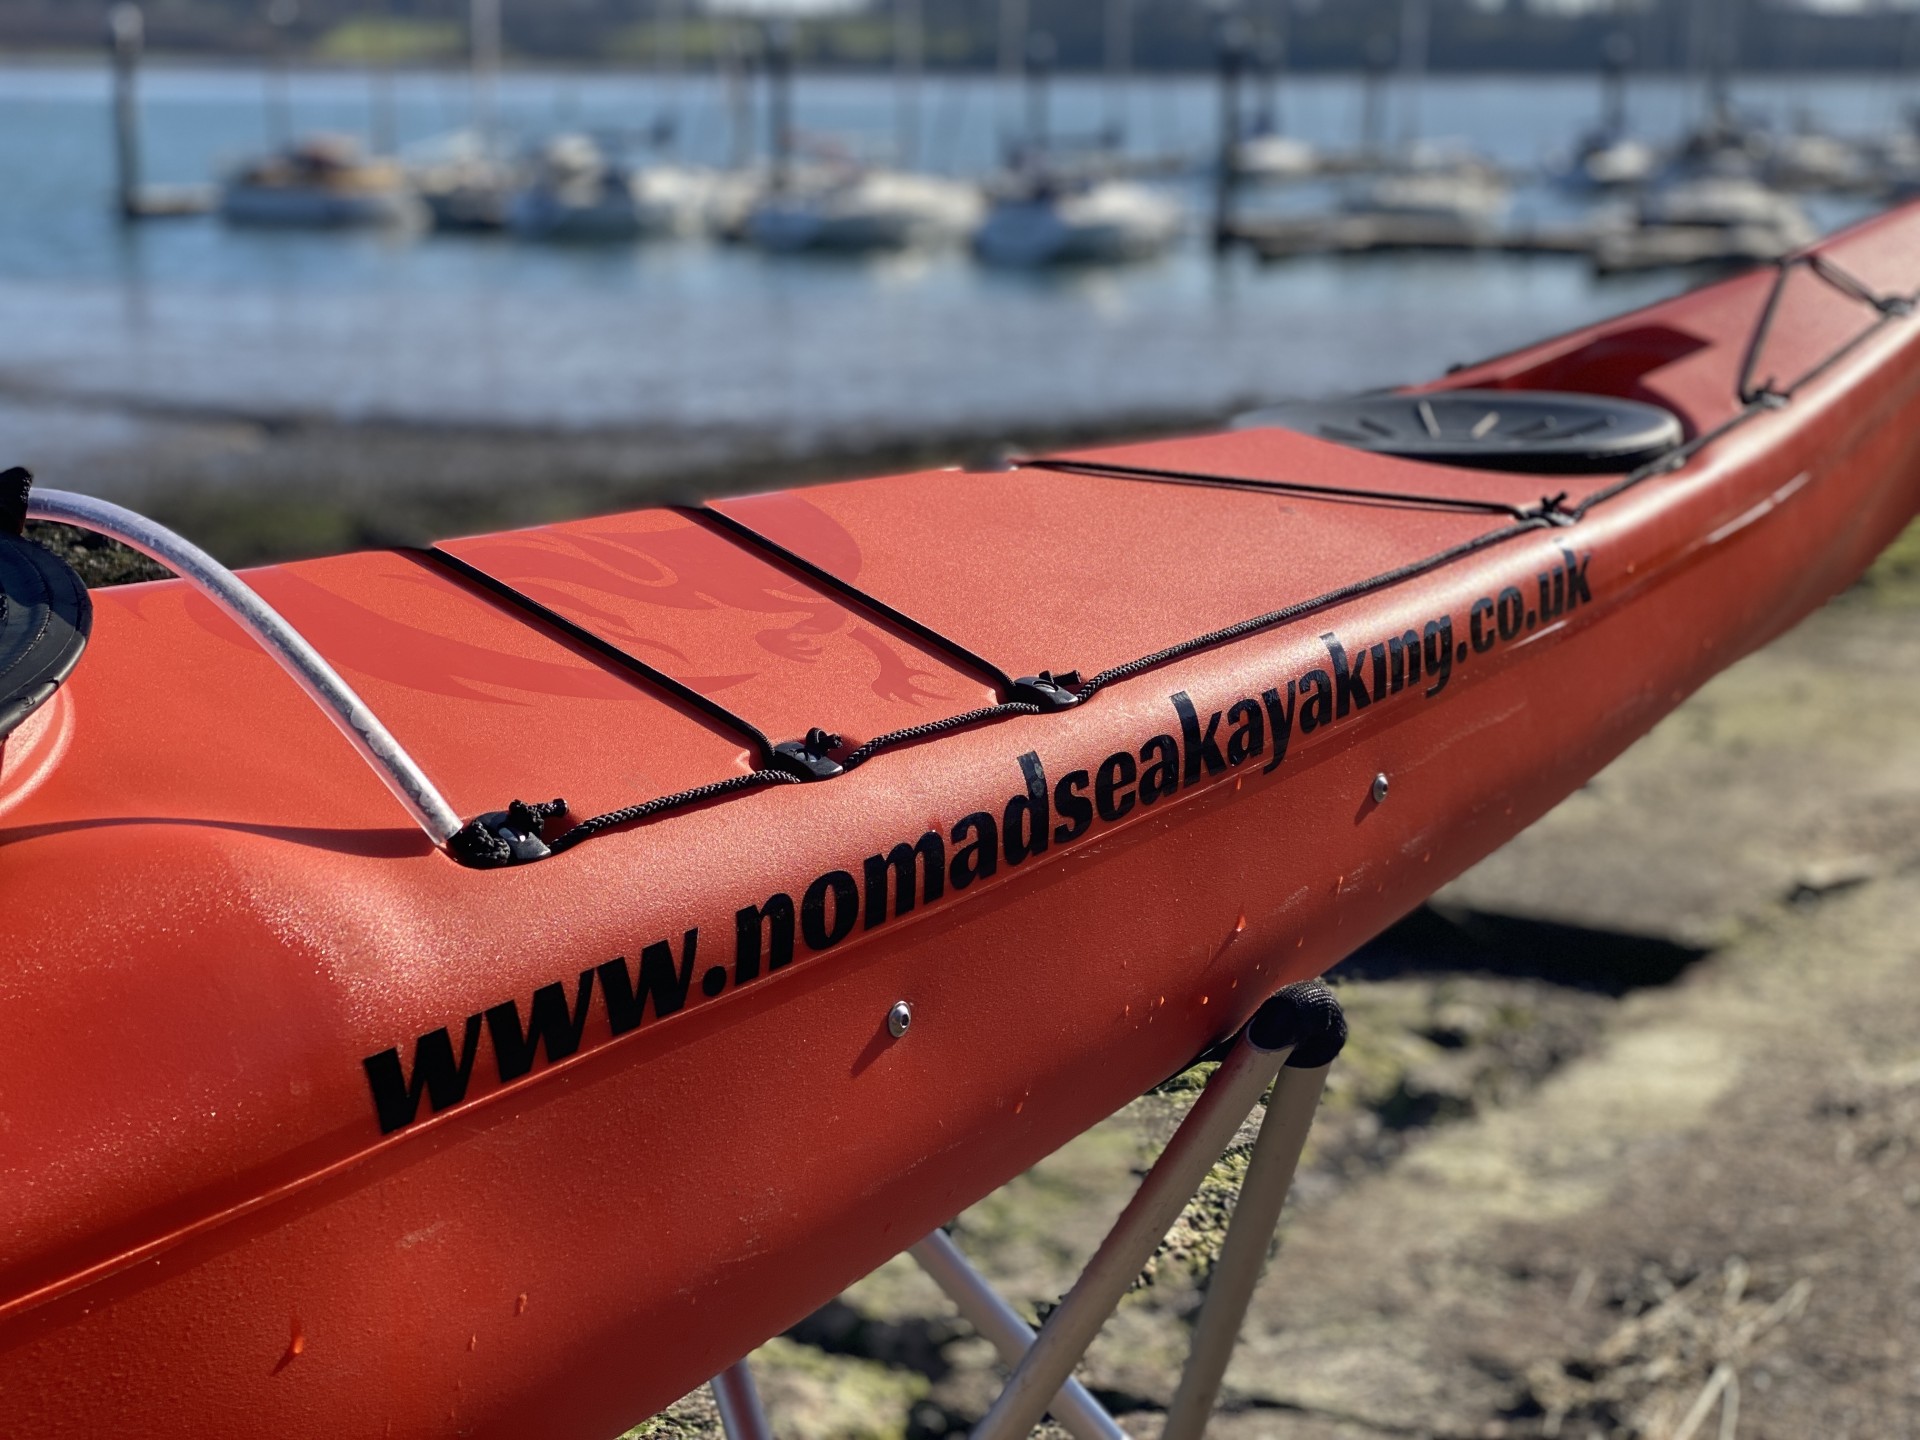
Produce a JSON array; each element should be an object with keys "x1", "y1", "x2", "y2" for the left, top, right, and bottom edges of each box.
[
  {"x1": 1853, "y1": 515, "x2": 1920, "y2": 608},
  {"x1": 747, "y1": 1336, "x2": 930, "y2": 1440}
]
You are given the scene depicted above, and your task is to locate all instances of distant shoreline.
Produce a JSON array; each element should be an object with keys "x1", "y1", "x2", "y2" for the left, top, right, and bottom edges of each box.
[
  {"x1": 3, "y1": 389, "x2": 1221, "y2": 568},
  {"x1": 7, "y1": 53, "x2": 1920, "y2": 79}
]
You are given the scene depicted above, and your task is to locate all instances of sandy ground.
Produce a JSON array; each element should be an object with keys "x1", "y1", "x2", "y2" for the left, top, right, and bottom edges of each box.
[{"x1": 627, "y1": 530, "x2": 1920, "y2": 1440}]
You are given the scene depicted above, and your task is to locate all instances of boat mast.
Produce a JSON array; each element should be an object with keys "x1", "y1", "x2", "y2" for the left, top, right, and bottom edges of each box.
[
  {"x1": 1104, "y1": 0, "x2": 1131, "y2": 149},
  {"x1": 264, "y1": 0, "x2": 298, "y2": 149},
  {"x1": 1398, "y1": 0, "x2": 1428, "y2": 148},
  {"x1": 1360, "y1": 29, "x2": 1390, "y2": 160},
  {"x1": 657, "y1": 0, "x2": 684, "y2": 151},
  {"x1": 998, "y1": 0, "x2": 1027, "y2": 163},
  {"x1": 1256, "y1": 0, "x2": 1288, "y2": 136},
  {"x1": 1906, "y1": 7, "x2": 1920, "y2": 135},
  {"x1": 108, "y1": 3, "x2": 143, "y2": 220},
  {"x1": 1600, "y1": 28, "x2": 1632, "y2": 142},
  {"x1": 765, "y1": 18, "x2": 795, "y2": 191},
  {"x1": 366, "y1": 0, "x2": 397, "y2": 155},
  {"x1": 895, "y1": 0, "x2": 923, "y2": 170},
  {"x1": 1689, "y1": 0, "x2": 1733, "y2": 131},
  {"x1": 1213, "y1": 15, "x2": 1248, "y2": 250},
  {"x1": 470, "y1": 0, "x2": 501, "y2": 150},
  {"x1": 1025, "y1": 30, "x2": 1054, "y2": 163}
]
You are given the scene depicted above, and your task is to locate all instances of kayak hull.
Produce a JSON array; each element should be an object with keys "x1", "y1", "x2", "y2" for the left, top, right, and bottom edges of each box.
[{"x1": 5, "y1": 206, "x2": 1920, "y2": 1437}]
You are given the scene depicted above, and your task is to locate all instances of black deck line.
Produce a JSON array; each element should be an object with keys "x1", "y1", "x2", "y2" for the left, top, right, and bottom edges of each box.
[
  {"x1": 413, "y1": 545, "x2": 780, "y2": 768},
  {"x1": 462, "y1": 241, "x2": 1920, "y2": 860},
  {"x1": 679, "y1": 502, "x2": 1023, "y2": 698},
  {"x1": 1022, "y1": 456, "x2": 1538, "y2": 520}
]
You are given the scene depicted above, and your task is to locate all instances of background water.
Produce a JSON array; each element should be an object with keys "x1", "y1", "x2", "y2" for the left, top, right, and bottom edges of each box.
[{"x1": 0, "y1": 62, "x2": 1907, "y2": 451}]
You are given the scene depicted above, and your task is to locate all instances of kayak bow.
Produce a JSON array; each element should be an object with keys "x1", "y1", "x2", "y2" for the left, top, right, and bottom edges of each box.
[{"x1": 4, "y1": 203, "x2": 1919, "y2": 1439}]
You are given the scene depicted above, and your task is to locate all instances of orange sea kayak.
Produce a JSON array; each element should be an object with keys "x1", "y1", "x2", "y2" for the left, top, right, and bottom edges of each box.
[{"x1": 3, "y1": 203, "x2": 1919, "y2": 1439}]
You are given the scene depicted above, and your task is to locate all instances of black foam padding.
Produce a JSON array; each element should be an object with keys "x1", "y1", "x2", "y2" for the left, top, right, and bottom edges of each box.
[
  {"x1": 1247, "y1": 981, "x2": 1349, "y2": 1067},
  {"x1": 0, "y1": 531, "x2": 92, "y2": 740},
  {"x1": 1236, "y1": 388, "x2": 1684, "y2": 475}
]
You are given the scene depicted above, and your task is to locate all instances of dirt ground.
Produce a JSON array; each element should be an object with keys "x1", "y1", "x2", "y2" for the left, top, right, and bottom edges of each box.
[{"x1": 632, "y1": 527, "x2": 1920, "y2": 1440}]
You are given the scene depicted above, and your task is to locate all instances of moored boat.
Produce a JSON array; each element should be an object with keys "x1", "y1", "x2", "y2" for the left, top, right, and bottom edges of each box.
[
  {"x1": 507, "y1": 133, "x2": 716, "y2": 243},
  {"x1": 219, "y1": 133, "x2": 423, "y2": 230},
  {"x1": 5, "y1": 202, "x2": 1920, "y2": 1439},
  {"x1": 743, "y1": 165, "x2": 983, "y2": 253},
  {"x1": 973, "y1": 169, "x2": 1181, "y2": 266}
]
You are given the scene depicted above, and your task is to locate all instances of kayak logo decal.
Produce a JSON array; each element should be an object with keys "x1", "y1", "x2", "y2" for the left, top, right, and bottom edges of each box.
[
  {"x1": 364, "y1": 932, "x2": 702, "y2": 1134},
  {"x1": 362, "y1": 546, "x2": 1595, "y2": 1135}
]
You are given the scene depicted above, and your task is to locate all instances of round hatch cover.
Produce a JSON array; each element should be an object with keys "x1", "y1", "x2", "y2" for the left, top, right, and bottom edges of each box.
[
  {"x1": 1233, "y1": 388, "x2": 1684, "y2": 474},
  {"x1": 1, "y1": 529, "x2": 92, "y2": 740}
]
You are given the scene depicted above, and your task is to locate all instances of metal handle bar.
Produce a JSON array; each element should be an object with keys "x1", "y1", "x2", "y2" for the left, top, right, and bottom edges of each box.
[{"x1": 26, "y1": 488, "x2": 463, "y2": 849}]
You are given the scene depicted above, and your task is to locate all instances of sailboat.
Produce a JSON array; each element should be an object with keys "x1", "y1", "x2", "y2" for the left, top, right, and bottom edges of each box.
[
  {"x1": 974, "y1": 172, "x2": 1183, "y2": 265},
  {"x1": 741, "y1": 8, "x2": 982, "y2": 254},
  {"x1": 221, "y1": 132, "x2": 422, "y2": 228},
  {"x1": 506, "y1": 132, "x2": 715, "y2": 242},
  {"x1": 1337, "y1": 0, "x2": 1507, "y2": 237},
  {"x1": 1596, "y1": 0, "x2": 1814, "y2": 273},
  {"x1": 1232, "y1": 6, "x2": 1320, "y2": 181},
  {"x1": 972, "y1": 0, "x2": 1182, "y2": 267},
  {"x1": 411, "y1": 0, "x2": 519, "y2": 232},
  {"x1": 1561, "y1": 31, "x2": 1658, "y2": 191},
  {"x1": 220, "y1": 7, "x2": 422, "y2": 229}
]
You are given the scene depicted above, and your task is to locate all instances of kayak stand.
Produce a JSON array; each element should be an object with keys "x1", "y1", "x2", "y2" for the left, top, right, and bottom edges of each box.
[{"x1": 707, "y1": 982, "x2": 1347, "y2": 1439}]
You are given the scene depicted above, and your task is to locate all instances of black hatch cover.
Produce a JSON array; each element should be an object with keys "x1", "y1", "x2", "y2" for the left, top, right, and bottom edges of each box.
[
  {"x1": 1, "y1": 475, "x2": 91, "y2": 740},
  {"x1": 1234, "y1": 388, "x2": 1684, "y2": 474}
]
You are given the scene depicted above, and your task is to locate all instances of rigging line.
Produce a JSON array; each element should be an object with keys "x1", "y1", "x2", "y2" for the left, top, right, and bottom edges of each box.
[
  {"x1": 514, "y1": 516, "x2": 1548, "y2": 860},
  {"x1": 412, "y1": 545, "x2": 781, "y2": 768},
  {"x1": 545, "y1": 769, "x2": 799, "y2": 855},
  {"x1": 483, "y1": 242, "x2": 1920, "y2": 861},
  {"x1": 840, "y1": 701, "x2": 1042, "y2": 771},
  {"x1": 1020, "y1": 456, "x2": 1537, "y2": 520},
  {"x1": 1580, "y1": 262, "x2": 1919, "y2": 521},
  {"x1": 1569, "y1": 402, "x2": 1768, "y2": 522},
  {"x1": 1804, "y1": 250, "x2": 1916, "y2": 316},
  {"x1": 1736, "y1": 250, "x2": 1917, "y2": 405},
  {"x1": 679, "y1": 503, "x2": 1022, "y2": 697},
  {"x1": 1070, "y1": 516, "x2": 1552, "y2": 706}
]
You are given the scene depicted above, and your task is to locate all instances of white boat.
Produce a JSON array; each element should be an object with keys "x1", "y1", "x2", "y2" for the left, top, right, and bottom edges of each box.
[
  {"x1": 1562, "y1": 131, "x2": 1659, "y2": 191},
  {"x1": 1233, "y1": 131, "x2": 1320, "y2": 182},
  {"x1": 1591, "y1": 175, "x2": 1817, "y2": 275},
  {"x1": 220, "y1": 134, "x2": 422, "y2": 229},
  {"x1": 742, "y1": 167, "x2": 982, "y2": 253},
  {"x1": 1766, "y1": 128, "x2": 1874, "y2": 193},
  {"x1": 973, "y1": 172, "x2": 1182, "y2": 266},
  {"x1": 507, "y1": 134, "x2": 714, "y2": 242},
  {"x1": 406, "y1": 129, "x2": 518, "y2": 232},
  {"x1": 1340, "y1": 156, "x2": 1508, "y2": 239},
  {"x1": 1637, "y1": 174, "x2": 1815, "y2": 240}
]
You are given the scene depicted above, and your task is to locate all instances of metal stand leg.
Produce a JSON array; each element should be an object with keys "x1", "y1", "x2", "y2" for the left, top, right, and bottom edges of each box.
[
  {"x1": 718, "y1": 984, "x2": 1346, "y2": 1440},
  {"x1": 710, "y1": 1360, "x2": 773, "y2": 1440},
  {"x1": 910, "y1": 1229, "x2": 1127, "y2": 1440},
  {"x1": 969, "y1": 983, "x2": 1345, "y2": 1440},
  {"x1": 1160, "y1": 1058, "x2": 1334, "y2": 1440}
]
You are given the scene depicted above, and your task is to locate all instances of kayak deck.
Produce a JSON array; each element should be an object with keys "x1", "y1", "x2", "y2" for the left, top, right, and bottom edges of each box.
[{"x1": 2, "y1": 204, "x2": 1919, "y2": 1440}]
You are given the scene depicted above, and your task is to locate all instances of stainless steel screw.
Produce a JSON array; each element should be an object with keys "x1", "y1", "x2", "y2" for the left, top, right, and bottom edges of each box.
[
  {"x1": 887, "y1": 1000, "x2": 913, "y2": 1038},
  {"x1": 1371, "y1": 772, "x2": 1390, "y2": 804}
]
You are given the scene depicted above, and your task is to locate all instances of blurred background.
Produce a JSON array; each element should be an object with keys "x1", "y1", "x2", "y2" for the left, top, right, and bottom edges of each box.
[
  {"x1": 7, "y1": 4, "x2": 1920, "y2": 1437},
  {"x1": 4, "y1": 0, "x2": 1918, "y2": 557}
]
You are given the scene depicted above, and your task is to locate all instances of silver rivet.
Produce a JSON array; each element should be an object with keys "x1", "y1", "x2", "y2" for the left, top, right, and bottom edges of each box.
[
  {"x1": 887, "y1": 1000, "x2": 913, "y2": 1038},
  {"x1": 1371, "y1": 772, "x2": 1390, "y2": 804}
]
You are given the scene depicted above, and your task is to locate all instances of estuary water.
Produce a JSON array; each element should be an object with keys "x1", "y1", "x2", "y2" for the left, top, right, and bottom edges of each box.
[{"x1": 0, "y1": 63, "x2": 1906, "y2": 465}]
